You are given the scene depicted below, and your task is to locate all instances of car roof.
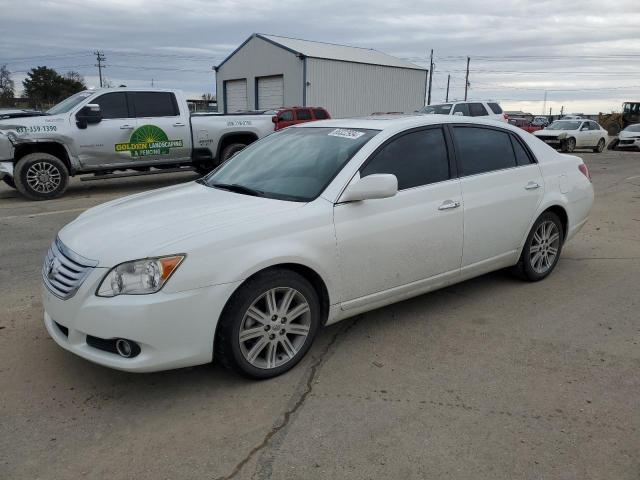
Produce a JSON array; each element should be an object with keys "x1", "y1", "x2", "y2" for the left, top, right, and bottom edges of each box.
[{"x1": 294, "y1": 114, "x2": 521, "y2": 134}]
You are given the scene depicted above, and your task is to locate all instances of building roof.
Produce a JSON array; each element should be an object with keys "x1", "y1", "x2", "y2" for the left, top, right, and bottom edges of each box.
[{"x1": 216, "y1": 33, "x2": 426, "y2": 71}]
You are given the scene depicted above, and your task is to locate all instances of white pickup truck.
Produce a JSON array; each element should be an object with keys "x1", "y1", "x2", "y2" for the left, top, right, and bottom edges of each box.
[{"x1": 0, "y1": 88, "x2": 276, "y2": 200}]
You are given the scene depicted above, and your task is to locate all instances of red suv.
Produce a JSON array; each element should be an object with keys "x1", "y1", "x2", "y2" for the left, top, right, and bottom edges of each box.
[{"x1": 268, "y1": 107, "x2": 331, "y2": 130}]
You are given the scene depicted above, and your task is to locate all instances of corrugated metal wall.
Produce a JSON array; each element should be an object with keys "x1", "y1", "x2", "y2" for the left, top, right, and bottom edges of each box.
[
  {"x1": 305, "y1": 58, "x2": 427, "y2": 118},
  {"x1": 216, "y1": 36, "x2": 303, "y2": 113}
]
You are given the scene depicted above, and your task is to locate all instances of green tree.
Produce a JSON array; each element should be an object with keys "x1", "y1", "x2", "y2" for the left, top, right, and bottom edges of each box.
[
  {"x1": 0, "y1": 64, "x2": 14, "y2": 107},
  {"x1": 22, "y1": 66, "x2": 86, "y2": 108}
]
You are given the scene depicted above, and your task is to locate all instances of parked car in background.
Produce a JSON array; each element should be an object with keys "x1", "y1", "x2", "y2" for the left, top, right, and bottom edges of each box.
[
  {"x1": 532, "y1": 116, "x2": 550, "y2": 127},
  {"x1": 562, "y1": 115, "x2": 582, "y2": 120},
  {"x1": 534, "y1": 119, "x2": 607, "y2": 153},
  {"x1": 266, "y1": 106, "x2": 331, "y2": 130},
  {"x1": 417, "y1": 101, "x2": 508, "y2": 122},
  {"x1": 42, "y1": 115, "x2": 593, "y2": 378},
  {"x1": 509, "y1": 117, "x2": 542, "y2": 133},
  {"x1": 0, "y1": 88, "x2": 279, "y2": 200},
  {"x1": 612, "y1": 124, "x2": 640, "y2": 150}
]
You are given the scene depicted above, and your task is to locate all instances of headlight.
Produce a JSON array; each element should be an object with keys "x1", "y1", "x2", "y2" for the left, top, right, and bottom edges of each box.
[
  {"x1": 96, "y1": 255, "x2": 185, "y2": 297},
  {"x1": 558, "y1": 133, "x2": 567, "y2": 139}
]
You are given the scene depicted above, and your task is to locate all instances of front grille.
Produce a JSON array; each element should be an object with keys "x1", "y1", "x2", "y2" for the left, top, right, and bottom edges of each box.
[
  {"x1": 619, "y1": 139, "x2": 635, "y2": 145},
  {"x1": 42, "y1": 237, "x2": 97, "y2": 300},
  {"x1": 537, "y1": 135, "x2": 559, "y2": 142}
]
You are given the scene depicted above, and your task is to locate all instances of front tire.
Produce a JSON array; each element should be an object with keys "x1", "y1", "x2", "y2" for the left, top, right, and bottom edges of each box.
[
  {"x1": 514, "y1": 212, "x2": 564, "y2": 282},
  {"x1": 594, "y1": 138, "x2": 605, "y2": 153},
  {"x1": 14, "y1": 153, "x2": 69, "y2": 200},
  {"x1": 561, "y1": 137, "x2": 576, "y2": 153},
  {"x1": 215, "y1": 269, "x2": 321, "y2": 379}
]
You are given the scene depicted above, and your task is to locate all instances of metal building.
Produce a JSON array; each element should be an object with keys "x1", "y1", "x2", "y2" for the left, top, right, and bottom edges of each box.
[{"x1": 215, "y1": 34, "x2": 427, "y2": 118}]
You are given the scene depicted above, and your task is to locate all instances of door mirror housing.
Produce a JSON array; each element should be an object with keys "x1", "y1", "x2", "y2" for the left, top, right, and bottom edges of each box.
[
  {"x1": 340, "y1": 174, "x2": 398, "y2": 202},
  {"x1": 453, "y1": 111, "x2": 464, "y2": 116},
  {"x1": 75, "y1": 104, "x2": 102, "y2": 129}
]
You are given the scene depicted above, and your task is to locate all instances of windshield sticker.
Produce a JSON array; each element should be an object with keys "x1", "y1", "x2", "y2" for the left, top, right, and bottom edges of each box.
[
  {"x1": 115, "y1": 125, "x2": 183, "y2": 158},
  {"x1": 328, "y1": 128, "x2": 365, "y2": 140}
]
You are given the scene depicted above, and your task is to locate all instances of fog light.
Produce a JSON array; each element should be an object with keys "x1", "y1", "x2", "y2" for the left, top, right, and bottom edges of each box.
[{"x1": 115, "y1": 339, "x2": 133, "y2": 358}]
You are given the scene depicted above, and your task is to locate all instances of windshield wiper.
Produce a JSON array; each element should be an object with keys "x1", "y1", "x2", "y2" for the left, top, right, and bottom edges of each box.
[{"x1": 209, "y1": 183, "x2": 264, "y2": 197}]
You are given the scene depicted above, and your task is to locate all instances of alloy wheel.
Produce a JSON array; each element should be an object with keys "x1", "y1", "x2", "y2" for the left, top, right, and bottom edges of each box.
[
  {"x1": 529, "y1": 220, "x2": 561, "y2": 274},
  {"x1": 26, "y1": 161, "x2": 62, "y2": 193},
  {"x1": 238, "y1": 287, "x2": 311, "y2": 369}
]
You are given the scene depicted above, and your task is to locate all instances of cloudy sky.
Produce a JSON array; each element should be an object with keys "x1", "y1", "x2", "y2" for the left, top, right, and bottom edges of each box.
[{"x1": 2, "y1": 0, "x2": 639, "y2": 114}]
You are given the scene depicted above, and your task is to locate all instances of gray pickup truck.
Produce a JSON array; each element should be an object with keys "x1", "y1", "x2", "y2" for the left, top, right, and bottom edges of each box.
[{"x1": 0, "y1": 88, "x2": 276, "y2": 200}]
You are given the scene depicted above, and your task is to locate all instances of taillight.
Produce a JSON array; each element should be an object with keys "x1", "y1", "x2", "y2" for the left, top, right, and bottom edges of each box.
[{"x1": 578, "y1": 163, "x2": 591, "y2": 181}]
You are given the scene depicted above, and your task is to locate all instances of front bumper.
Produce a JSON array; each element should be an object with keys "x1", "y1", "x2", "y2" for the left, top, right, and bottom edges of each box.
[
  {"x1": 617, "y1": 138, "x2": 640, "y2": 149},
  {"x1": 0, "y1": 161, "x2": 13, "y2": 180},
  {"x1": 42, "y1": 268, "x2": 242, "y2": 372}
]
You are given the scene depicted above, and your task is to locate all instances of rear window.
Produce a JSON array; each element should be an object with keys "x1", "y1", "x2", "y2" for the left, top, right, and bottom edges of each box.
[
  {"x1": 313, "y1": 109, "x2": 329, "y2": 120},
  {"x1": 488, "y1": 103, "x2": 503, "y2": 114},
  {"x1": 296, "y1": 109, "x2": 312, "y2": 120},
  {"x1": 453, "y1": 126, "x2": 517, "y2": 176},
  {"x1": 132, "y1": 92, "x2": 179, "y2": 117}
]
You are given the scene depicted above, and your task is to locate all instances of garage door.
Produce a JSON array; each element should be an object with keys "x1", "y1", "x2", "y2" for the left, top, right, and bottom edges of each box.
[
  {"x1": 257, "y1": 75, "x2": 284, "y2": 110},
  {"x1": 225, "y1": 79, "x2": 247, "y2": 113}
]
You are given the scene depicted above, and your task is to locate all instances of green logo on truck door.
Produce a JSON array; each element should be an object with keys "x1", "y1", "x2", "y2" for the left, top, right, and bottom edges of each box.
[{"x1": 115, "y1": 125, "x2": 183, "y2": 158}]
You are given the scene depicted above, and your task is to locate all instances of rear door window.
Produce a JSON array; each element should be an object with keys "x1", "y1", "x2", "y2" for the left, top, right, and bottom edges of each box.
[
  {"x1": 360, "y1": 128, "x2": 450, "y2": 190},
  {"x1": 131, "y1": 92, "x2": 179, "y2": 117},
  {"x1": 453, "y1": 126, "x2": 517, "y2": 176},
  {"x1": 469, "y1": 103, "x2": 489, "y2": 117},
  {"x1": 296, "y1": 109, "x2": 312, "y2": 120},
  {"x1": 510, "y1": 135, "x2": 534, "y2": 166},
  {"x1": 313, "y1": 109, "x2": 329, "y2": 120}
]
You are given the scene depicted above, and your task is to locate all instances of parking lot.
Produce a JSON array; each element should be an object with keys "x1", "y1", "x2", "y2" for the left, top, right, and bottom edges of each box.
[{"x1": 1, "y1": 149, "x2": 638, "y2": 479}]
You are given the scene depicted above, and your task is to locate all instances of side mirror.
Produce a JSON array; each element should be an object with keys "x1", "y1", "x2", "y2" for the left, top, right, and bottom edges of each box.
[
  {"x1": 272, "y1": 115, "x2": 278, "y2": 123},
  {"x1": 340, "y1": 174, "x2": 398, "y2": 202},
  {"x1": 580, "y1": 126, "x2": 589, "y2": 131},
  {"x1": 453, "y1": 111, "x2": 463, "y2": 116},
  {"x1": 75, "y1": 104, "x2": 102, "y2": 129}
]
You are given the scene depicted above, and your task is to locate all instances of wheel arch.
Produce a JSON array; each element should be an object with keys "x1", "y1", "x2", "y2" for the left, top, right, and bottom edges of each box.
[
  {"x1": 14, "y1": 142, "x2": 73, "y2": 174},
  {"x1": 216, "y1": 132, "x2": 259, "y2": 160},
  {"x1": 543, "y1": 205, "x2": 569, "y2": 241}
]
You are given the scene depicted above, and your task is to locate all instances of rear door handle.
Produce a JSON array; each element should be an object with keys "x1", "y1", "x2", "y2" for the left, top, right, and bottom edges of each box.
[
  {"x1": 525, "y1": 181, "x2": 541, "y2": 190},
  {"x1": 438, "y1": 200, "x2": 461, "y2": 211},
  {"x1": 120, "y1": 124, "x2": 135, "y2": 130},
  {"x1": 173, "y1": 122, "x2": 186, "y2": 127}
]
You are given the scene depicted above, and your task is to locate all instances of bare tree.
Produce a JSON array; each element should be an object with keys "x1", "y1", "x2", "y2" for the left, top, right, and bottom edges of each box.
[{"x1": 0, "y1": 64, "x2": 15, "y2": 107}]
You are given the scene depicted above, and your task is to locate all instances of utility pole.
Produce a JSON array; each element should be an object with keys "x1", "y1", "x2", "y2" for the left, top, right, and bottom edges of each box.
[
  {"x1": 445, "y1": 74, "x2": 450, "y2": 102},
  {"x1": 464, "y1": 56, "x2": 470, "y2": 101},
  {"x1": 151, "y1": 78, "x2": 154, "y2": 87},
  {"x1": 549, "y1": 107, "x2": 552, "y2": 116},
  {"x1": 542, "y1": 90, "x2": 548, "y2": 115},
  {"x1": 560, "y1": 105, "x2": 564, "y2": 116},
  {"x1": 427, "y1": 49, "x2": 434, "y2": 105},
  {"x1": 94, "y1": 51, "x2": 106, "y2": 88}
]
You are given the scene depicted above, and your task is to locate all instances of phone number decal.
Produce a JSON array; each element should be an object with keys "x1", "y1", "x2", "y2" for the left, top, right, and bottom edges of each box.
[{"x1": 15, "y1": 125, "x2": 57, "y2": 133}]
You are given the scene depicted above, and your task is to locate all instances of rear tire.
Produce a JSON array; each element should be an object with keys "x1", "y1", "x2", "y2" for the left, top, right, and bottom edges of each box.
[
  {"x1": 593, "y1": 138, "x2": 605, "y2": 153},
  {"x1": 513, "y1": 211, "x2": 564, "y2": 282},
  {"x1": 215, "y1": 269, "x2": 321, "y2": 379},
  {"x1": 607, "y1": 138, "x2": 619, "y2": 151},
  {"x1": 14, "y1": 153, "x2": 69, "y2": 200},
  {"x1": 221, "y1": 143, "x2": 246, "y2": 162}
]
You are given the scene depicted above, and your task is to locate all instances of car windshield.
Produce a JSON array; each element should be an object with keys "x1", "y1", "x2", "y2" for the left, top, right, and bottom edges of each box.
[
  {"x1": 201, "y1": 127, "x2": 378, "y2": 202},
  {"x1": 547, "y1": 120, "x2": 581, "y2": 130},
  {"x1": 623, "y1": 124, "x2": 640, "y2": 132},
  {"x1": 47, "y1": 91, "x2": 93, "y2": 115},
  {"x1": 418, "y1": 104, "x2": 453, "y2": 115}
]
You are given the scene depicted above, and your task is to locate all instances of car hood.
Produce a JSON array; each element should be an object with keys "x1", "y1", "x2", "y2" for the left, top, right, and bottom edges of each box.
[
  {"x1": 619, "y1": 130, "x2": 640, "y2": 139},
  {"x1": 534, "y1": 129, "x2": 575, "y2": 137},
  {"x1": 58, "y1": 181, "x2": 303, "y2": 266}
]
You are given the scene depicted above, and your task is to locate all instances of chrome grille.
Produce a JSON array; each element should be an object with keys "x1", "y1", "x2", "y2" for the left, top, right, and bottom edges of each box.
[{"x1": 42, "y1": 238, "x2": 98, "y2": 300}]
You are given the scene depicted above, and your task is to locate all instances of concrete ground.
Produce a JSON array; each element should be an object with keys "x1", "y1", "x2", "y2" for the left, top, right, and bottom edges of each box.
[{"x1": 1, "y1": 151, "x2": 638, "y2": 480}]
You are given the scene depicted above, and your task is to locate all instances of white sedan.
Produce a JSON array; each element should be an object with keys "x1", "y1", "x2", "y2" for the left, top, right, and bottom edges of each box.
[
  {"x1": 42, "y1": 115, "x2": 594, "y2": 378},
  {"x1": 534, "y1": 119, "x2": 607, "y2": 153},
  {"x1": 615, "y1": 124, "x2": 640, "y2": 150}
]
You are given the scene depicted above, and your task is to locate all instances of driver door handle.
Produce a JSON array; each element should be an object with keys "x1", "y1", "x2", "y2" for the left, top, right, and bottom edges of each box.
[
  {"x1": 173, "y1": 122, "x2": 186, "y2": 127},
  {"x1": 438, "y1": 200, "x2": 461, "y2": 210},
  {"x1": 120, "y1": 124, "x2": 135, "y2": 130},
  {"x1": 525, "y1": 181, "x2": 541, "y2": 190}
]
